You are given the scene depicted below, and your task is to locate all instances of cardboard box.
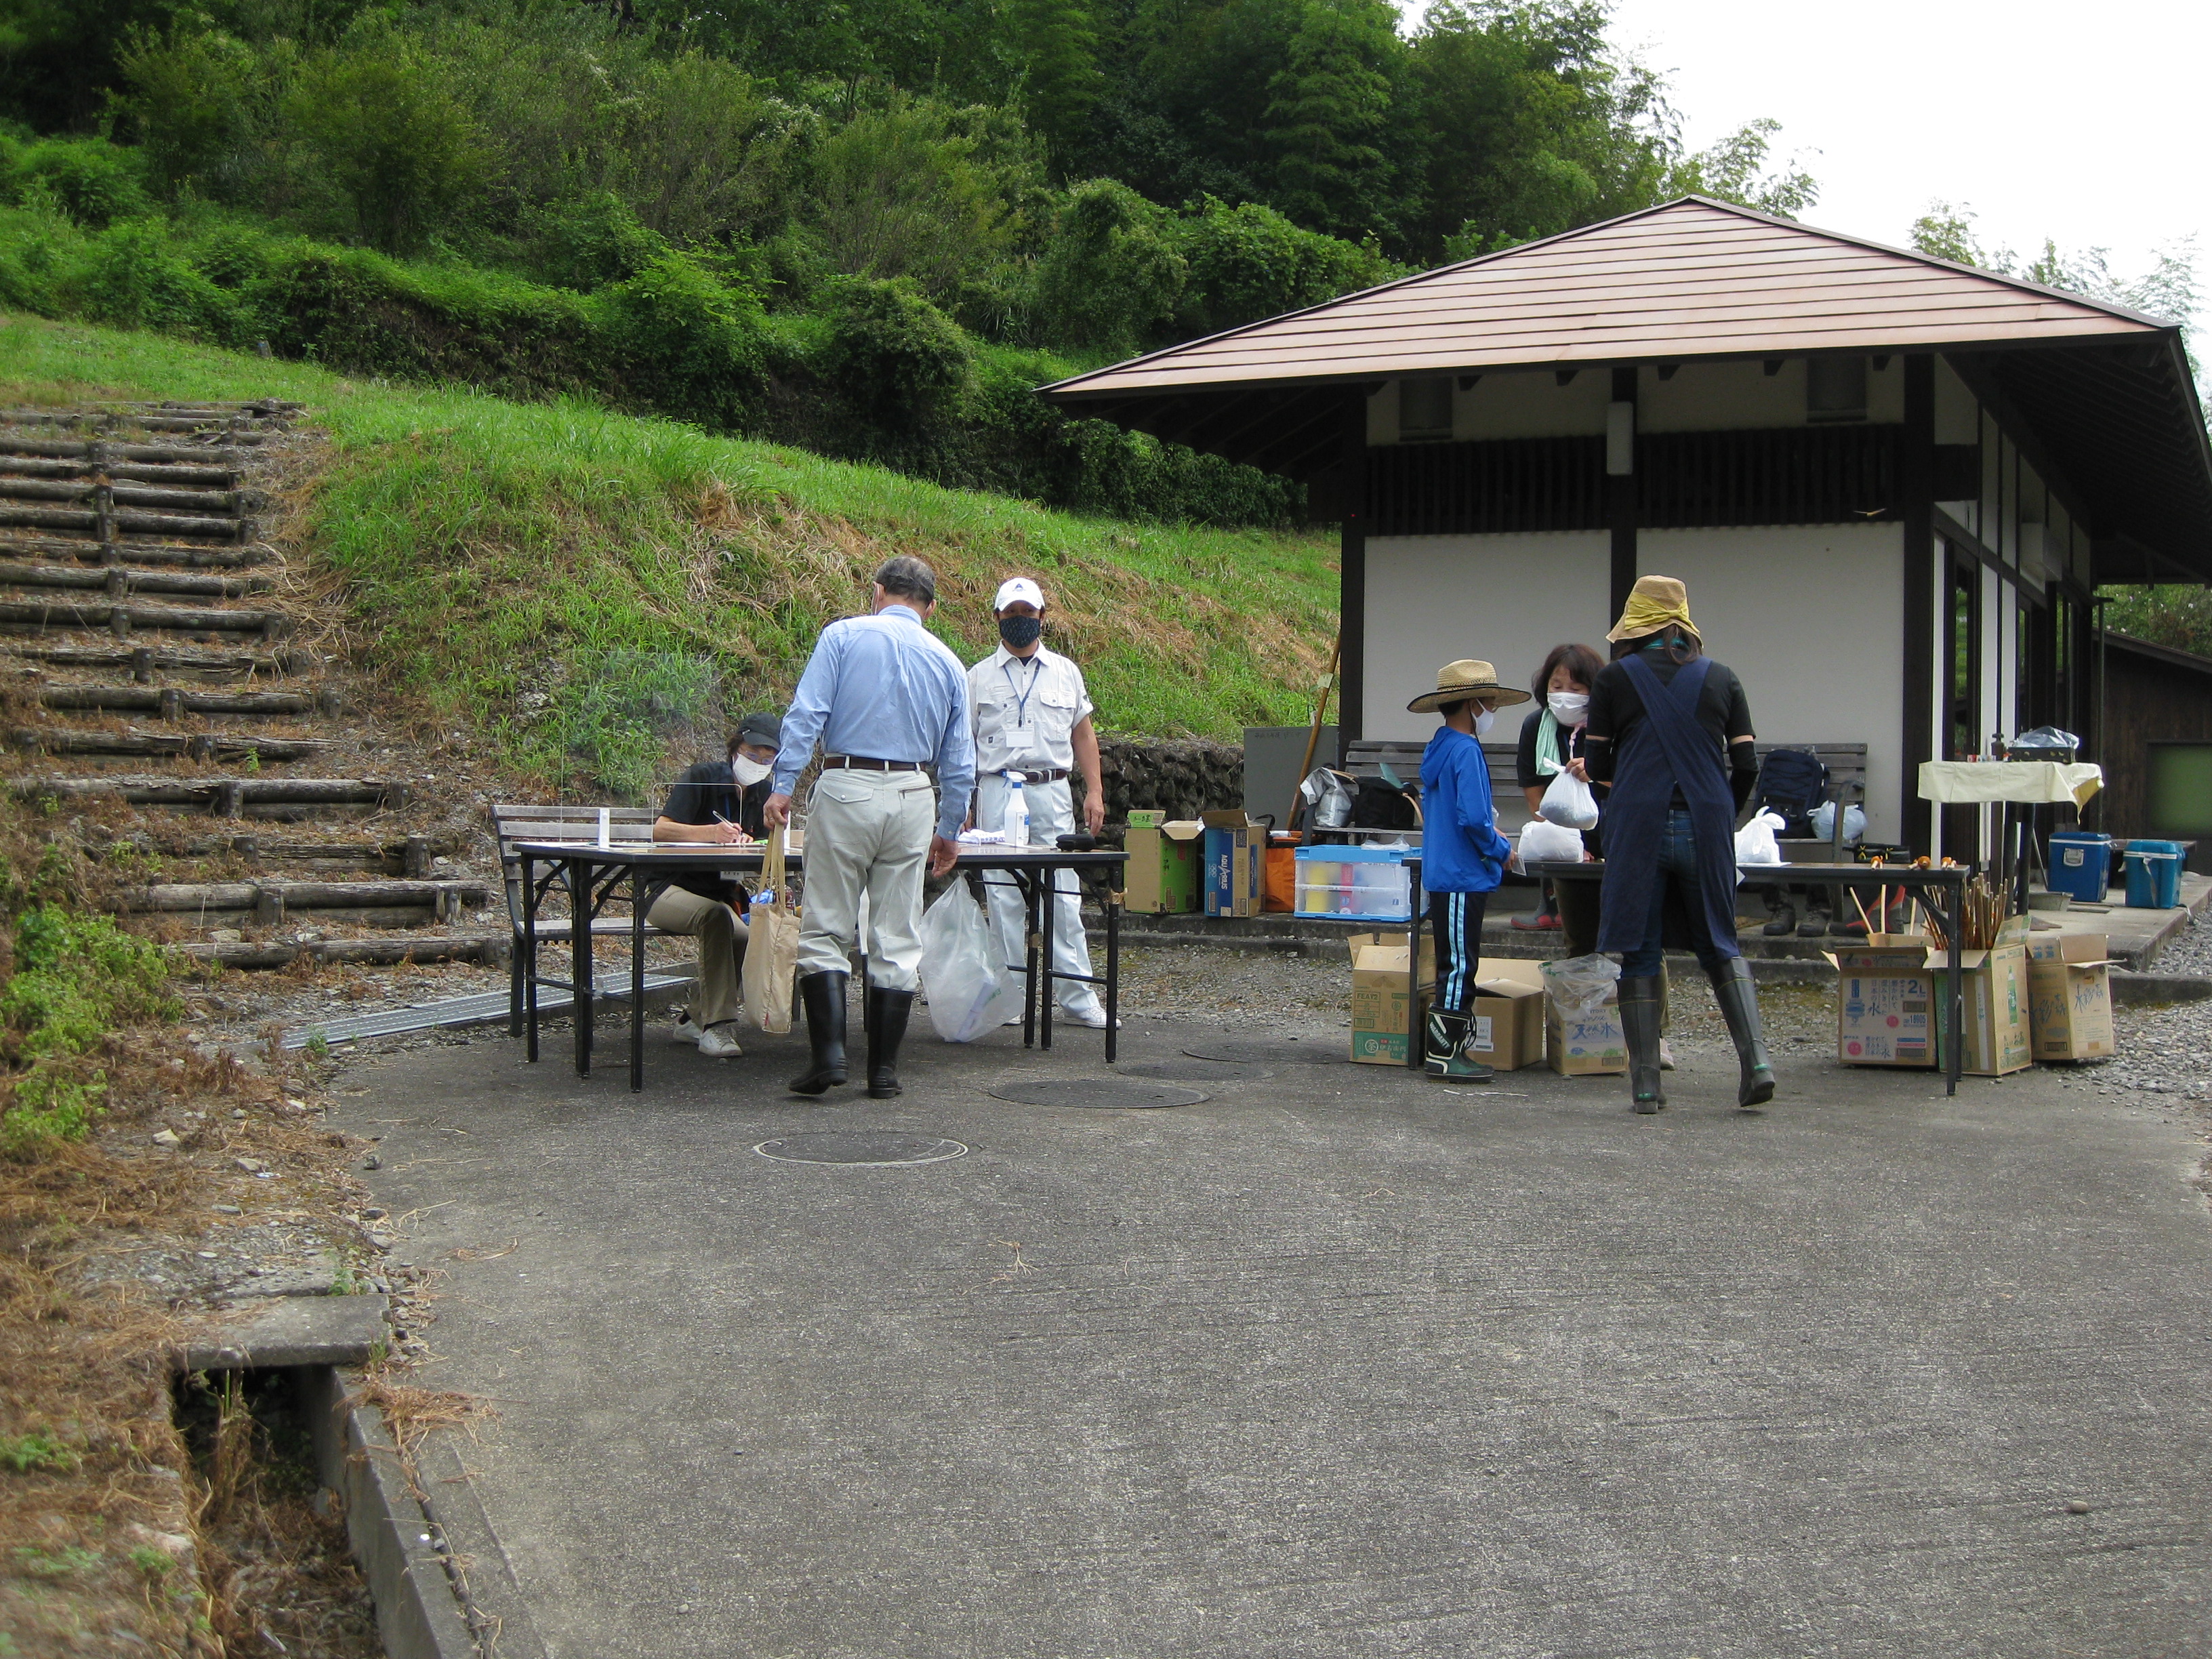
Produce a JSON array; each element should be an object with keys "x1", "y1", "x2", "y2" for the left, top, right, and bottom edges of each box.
[
  {"x1": 1932, "y1": 918, "x2": 2032, "y2": 1076},
  {"x1": 1202, "y1": 808, "x2": 1265, "y2": 918},
  {"x1": 1468, "y1": 957, "x2": 1545, "y2": 1071},
  {"x1": 1349, "y1": 930, "x2": 1433, "y2": 1065},
  {"x1": 2026, "y1": 933, "x2": 2114, "y2": 1062},
  {"x1": 1833, "y1": 935, "x2": 1938, "y2": 1067},
  {"x1": 1126, "y1": 808, "x2": 1169, "y2": 830},
  {"x1": 1124, "y1": 820, "x2": 1202, "y2": 913}
]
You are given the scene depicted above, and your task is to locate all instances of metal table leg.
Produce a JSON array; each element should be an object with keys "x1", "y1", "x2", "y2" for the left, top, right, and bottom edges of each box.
[
  {"x1": 1406, "y1": 864, "x2": 1425, "y2": 1072},
  {"x1": 523, "y1": 854, "x2": 540, "y2": 1063},
  {"x1": 630, "y1": 873, "x2": 646, "y2": 1093},
  {"x1": 1021, "y1": 870, "x2": 1040, "y2": 1050},
  {"x1": 1038, "y1": 861, "x2": 1056, "y2": 1052},
  {"x1": 1946, "y1": 876, "x2": 1963, "y2": 1098},
  {"x1": 571, "y1": 857, "x2": 592, "y2": 1079},
  {"x1": 1105, "y1": 885, "x2": 1120, "y2": 1064}
]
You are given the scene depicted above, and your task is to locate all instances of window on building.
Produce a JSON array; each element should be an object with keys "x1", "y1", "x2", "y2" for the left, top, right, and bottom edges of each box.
[
  {"x1": 2148, "y1": 742, "x2": 2212, "y2": 837},
  {"x1": 1398, "y1": 377, "x2": 1454, "y2": 441},
  {"x1": 1806, "y1": 356, "x2": 1867, "y2": 423}
]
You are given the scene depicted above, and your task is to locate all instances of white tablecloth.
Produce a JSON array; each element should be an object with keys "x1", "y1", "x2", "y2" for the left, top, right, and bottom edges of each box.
[{"x1": 1917, "y1": 760, "x2": 2103, "y2": 808}]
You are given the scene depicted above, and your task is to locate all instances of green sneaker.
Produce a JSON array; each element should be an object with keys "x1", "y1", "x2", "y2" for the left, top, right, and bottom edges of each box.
[{"x1": 1423, "y1": 1008, "x2": 1496, "y2": 1083}]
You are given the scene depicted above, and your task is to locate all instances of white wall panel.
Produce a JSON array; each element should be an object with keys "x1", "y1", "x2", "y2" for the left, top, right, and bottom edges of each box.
[
  {"x1": 1639, "y1": 526, "x2": 1908, "y2": 840},
  {"x1": 1361, "y1": 533, "x2": 1610, "y2": 741}
]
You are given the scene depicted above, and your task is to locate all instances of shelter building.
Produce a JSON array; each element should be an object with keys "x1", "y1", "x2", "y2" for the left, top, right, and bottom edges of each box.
[{"x1": 1042, "y1": 198, "x2": 2212, "y2": 853}]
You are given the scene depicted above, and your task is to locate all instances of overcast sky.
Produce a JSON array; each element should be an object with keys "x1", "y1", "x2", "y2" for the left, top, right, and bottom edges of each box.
[{"x1": 1599, "y1": 0, "x2": 2207, "y2": 313}]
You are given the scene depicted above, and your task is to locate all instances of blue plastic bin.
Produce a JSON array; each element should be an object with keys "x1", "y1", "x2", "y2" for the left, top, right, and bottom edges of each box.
[
  {"x1": 2123, "y1": 840, "x2": 2184, "y2": 909},
  {"x1": 2046, "y1": 830, "x2": 2112, "y2": 903}
]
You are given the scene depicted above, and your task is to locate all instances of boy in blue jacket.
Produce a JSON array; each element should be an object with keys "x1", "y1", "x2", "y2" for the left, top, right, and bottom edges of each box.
[{"x1": 1412, "y1": 659, "x2": 1528, "y2": 1081}]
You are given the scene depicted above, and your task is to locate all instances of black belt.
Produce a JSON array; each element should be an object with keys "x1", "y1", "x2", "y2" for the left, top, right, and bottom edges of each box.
[
  {"x1": 822, "y1": 756, "x2": 926, "y2": 772},
  {"x1": 1002, "y1": 768, "x2": 1069, "y2": 783}
]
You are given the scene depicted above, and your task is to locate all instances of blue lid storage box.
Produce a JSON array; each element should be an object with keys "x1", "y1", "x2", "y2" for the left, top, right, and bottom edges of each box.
[
  {"x1": 1294, "y1": 844, "x2": 1414, "y2": 922},
  {"x1": 2046, "y1": 830, "x2": 2111, "y2": 903},
  {"x1": 2123, "y1": 840, "x2": 2184, "y2": 909}
]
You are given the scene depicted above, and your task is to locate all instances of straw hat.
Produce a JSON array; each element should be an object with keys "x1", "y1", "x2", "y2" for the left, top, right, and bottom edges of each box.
[
  {"x1": 1605, "y1": 574, "x2": 1701, "y2": 643},
  {"x1": 1406, "y1": 659, "x2": 1532, "y2": 714}
]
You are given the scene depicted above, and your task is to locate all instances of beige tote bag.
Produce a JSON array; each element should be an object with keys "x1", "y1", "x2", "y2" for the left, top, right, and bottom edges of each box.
[{"x1": 741, "y1": 827, "x2": 800, "y2": 1033}]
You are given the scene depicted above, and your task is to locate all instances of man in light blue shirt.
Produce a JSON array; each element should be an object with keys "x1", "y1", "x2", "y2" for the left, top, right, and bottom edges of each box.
[{"x1": 765, "y1": 556, "x2": 974, "y2": 1099}]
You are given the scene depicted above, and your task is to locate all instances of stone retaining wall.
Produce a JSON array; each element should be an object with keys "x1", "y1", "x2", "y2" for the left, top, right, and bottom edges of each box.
[{"x1": 1069, "y1": 737, "x2": 1244, "y2": 830}]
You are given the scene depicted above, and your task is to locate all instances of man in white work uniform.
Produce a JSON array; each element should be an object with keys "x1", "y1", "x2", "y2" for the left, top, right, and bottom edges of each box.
[{"x1": 967, "y1": 576, "x2": 1113, "y2": 1028}]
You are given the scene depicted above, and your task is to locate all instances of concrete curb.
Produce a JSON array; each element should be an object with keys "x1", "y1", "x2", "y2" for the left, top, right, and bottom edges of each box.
[
  {"x1": 2110, "y1": 970, "x2": 2212, "y2": 1006},
  {"x1": 303, "y1": 1367, "x2": 482, "y2": 1659}
]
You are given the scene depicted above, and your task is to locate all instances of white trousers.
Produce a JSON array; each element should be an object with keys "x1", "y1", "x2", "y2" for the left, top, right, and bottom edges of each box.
[
  {"x1": 797, "y1": 767, "x2": 935, "y2": 990},
  {"x1": 974, "y1": 773, "x2": 1101, "y2": 1016}
]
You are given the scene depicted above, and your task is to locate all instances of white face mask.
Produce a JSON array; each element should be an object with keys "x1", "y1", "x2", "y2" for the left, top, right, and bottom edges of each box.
[
  {"x1": 1474, "y1": 708, "x2": 1496, "y2": 737},
  {"x1": 1548, "y1": 691, "x2": 1589, "y2": 725},
  {"x1": 731, "y1": 754, "x2": 772, "y2": 787}
]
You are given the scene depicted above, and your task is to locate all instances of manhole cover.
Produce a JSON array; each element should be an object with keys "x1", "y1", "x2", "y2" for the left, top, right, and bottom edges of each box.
[
  {"x1": 754, "y1": 1132, "x2": 968, "y2": 1166},
  {"x1": 989, "y1": 1079, "x2": 1207, "y2": 1109},
  {"x1": 1119, "y1": 1059, "x2": 1275, "y2": 1082},
  {"x1": 1182, "y1": 1039, "x2": 1344, "y2": 1066}
]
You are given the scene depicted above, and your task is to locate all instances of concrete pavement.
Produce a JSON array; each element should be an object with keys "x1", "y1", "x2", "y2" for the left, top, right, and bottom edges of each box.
[{"x1": 337, "y1": 1011, "x2": 2212, "y2": 1658}]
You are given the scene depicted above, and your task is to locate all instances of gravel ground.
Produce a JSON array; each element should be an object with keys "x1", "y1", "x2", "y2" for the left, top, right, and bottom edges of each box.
[{"x1": 2147, "y1": 910, "x2": 2211, "y2": 976}]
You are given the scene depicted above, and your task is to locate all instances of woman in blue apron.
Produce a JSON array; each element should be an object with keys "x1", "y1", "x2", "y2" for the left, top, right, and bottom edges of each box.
[{"x1": 1583, "y1": 577, "x2": 1774, "y2": 1113}]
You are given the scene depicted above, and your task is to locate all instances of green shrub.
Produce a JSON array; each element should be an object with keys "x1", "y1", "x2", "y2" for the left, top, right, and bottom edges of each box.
[
  {"x1": 528, "y1": 192, "x2": 672, "y2": 291},
  {"x1": 1, "y1": 905, "x2": 176, "y2": 1062},
  {"x1": 592, "y1": 253, "x2": 766, "y2": 428},
  {"x1": 1174, "y1": 195, "x2": 1402, "y2": 335},
  {"x1": 0, "y1": 1433, "x2": 81, "y2": 1474},
  {"x1": 13, "y1": 138, "x2": 152, "y2": 229},
  {"x1": 0, "y1": 1065, "x2": 107, "y2": 1157},
  {"x1": 117, "y1": 27, "x2": 261, "y2": 194},
  {"x1": 287, "y1": 32, "x2": 490, "y2": 253},
  {"x1": 1031, "y1": 179, "x2": 1186, "y2": 352},
  {"x1": 817, "y1": 276, "x2": 973, "y2": 429},
  {"x1": 76, "y1": 221, "x2": 252, "y2": 342},
  {"x1": 551, "y1": 649, "x2": 723, "y2": 801}
]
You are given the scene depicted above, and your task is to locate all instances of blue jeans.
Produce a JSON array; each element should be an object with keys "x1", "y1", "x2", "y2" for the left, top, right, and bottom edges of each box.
[{"x1": 1619, "y1": 809, "x2": 1732, "y2": 979}]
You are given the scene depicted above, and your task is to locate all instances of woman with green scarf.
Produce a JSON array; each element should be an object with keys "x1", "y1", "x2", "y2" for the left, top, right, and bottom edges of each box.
[{"x1": 1513, "y1": 642, "x2": 1605, "y2": 947}]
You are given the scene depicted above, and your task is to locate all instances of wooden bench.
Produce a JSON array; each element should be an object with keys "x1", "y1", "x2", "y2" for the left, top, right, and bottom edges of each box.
[{"x1": 491, "y1": 803, "x2": 679, "y2": 1035}]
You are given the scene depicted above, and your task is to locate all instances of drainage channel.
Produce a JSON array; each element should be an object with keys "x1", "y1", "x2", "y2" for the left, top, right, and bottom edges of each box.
[{"x1": 283, "y1": 974, "x2": 693, "y2": 1049}]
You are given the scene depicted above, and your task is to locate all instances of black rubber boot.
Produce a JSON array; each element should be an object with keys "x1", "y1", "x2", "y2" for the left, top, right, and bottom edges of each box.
[
  {"x1": 1619, "y1": 975, "x2": 1665, "y2": 1113},
  {"x1": 1423, "y1": 1008, "x2": 1494, "y2": 1082},
  {"x1": 789, "y1": 970, "x2": 849, "y2": 1095},
  {"x1": 1708, "y1": 958, "x2": 1776, "y2": 1108},
  {"x1": 865, "y1": 985, "x2": 914, "y2": 1099}
]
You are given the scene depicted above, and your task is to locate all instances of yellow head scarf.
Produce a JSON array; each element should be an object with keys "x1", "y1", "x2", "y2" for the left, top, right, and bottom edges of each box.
[{"x1": 1605, "y1": 575, "x2": 1700, "y2": 644}]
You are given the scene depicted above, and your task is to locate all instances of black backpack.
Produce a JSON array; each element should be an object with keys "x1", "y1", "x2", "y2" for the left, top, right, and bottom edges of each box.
[
  {"x1": 1351, "y1": 775, "x2": 1421, "y2": 832},
  {"x1": 1754, "y1": 747, "x2": 1828, "y2": 837}
]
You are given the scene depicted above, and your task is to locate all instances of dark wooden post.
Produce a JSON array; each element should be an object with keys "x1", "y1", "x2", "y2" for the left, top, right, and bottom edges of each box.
[
  {"x1": 1900, "y1": 354, "x2": 1936, "y2": 854},
  {"x1": 1607, "y1": 366, "x2": 1638, "y2": 619},
  {"x1": 1336, "y1": 393, "x2": 1368, "y2": 761}
]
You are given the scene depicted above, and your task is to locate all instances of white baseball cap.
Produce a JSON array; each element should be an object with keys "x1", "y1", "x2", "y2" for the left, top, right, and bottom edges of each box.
[{"x1": 993, "y1": 577, "x2": 1046, "y2": 611}]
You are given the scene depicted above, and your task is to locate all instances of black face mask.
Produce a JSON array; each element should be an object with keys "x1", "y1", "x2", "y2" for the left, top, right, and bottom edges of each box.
[{"x1": 998, "y1": 615, "x2": 1043, "y2": 648}]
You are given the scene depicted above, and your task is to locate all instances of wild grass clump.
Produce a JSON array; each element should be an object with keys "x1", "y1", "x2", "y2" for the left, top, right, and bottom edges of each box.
[{"x1": 0, "y1": 905, "x2": 177, "y2": 1155}]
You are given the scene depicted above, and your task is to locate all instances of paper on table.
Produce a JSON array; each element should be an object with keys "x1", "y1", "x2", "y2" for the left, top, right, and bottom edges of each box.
[{"x1": 1917, "y1": 760, "x2": 2103, "y2": 808}]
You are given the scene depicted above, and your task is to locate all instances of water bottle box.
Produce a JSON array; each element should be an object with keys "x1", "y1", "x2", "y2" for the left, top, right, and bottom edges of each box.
[{"x1": 1202, "y1": 810, "x2": 1265, "y2": 918}]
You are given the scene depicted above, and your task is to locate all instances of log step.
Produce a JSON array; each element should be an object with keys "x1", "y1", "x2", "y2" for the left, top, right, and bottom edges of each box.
[
  {"x1": 0, "y1": 438, "x2": 255, "y2": 468},
  {"x1": 9, "y1": 726, "x2": 330, "y2": 761},
  {"x1": 0, "y1": 456, "x2": 240, "y2": 488},
  {"x1": 121, "y1": 878, "x2": 491, "y2": 912},
  {"x1": 177, "y1": 935, "x2": 505, "y2": 972},
  {"x1": 40, "y1": 687, "x2": 316, "y2": 716},
  {"x1": 1, "y1": 644, "x2": 308, "y2": 679},
  {"x1": 0, "y1": 504, "x2": 250, "y2": 540},
  {"x1": 0, "y1": 535, "x2": 272, "y2": 569},
  {"x1": 12, "y1": 776, "x2": 407, "y2": 812},
  {"x1": 163, "y1": 834, "x2": 456, "y2": 872},
  {"x1": 0, "y1": 561, "x2": 272, "y2": 598},
  {"x1": 0, "y1": 480, "x2": 255, "y2": 513},
  {"x1": 0, "y1": 599, "x2": 287, "y2": 634}
]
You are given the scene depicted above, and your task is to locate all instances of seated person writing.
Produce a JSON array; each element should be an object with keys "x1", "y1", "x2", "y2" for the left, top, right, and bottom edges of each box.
[{"x1": 649, "y1": 711, "x2": 781, "y2": 1059}]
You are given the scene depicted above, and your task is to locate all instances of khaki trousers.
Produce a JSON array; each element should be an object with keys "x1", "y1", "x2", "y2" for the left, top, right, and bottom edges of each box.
[
  {"x1": 797, "y1": 766, "x2": 935, "y2": 991},
  {"x1": 644, "y1": 885, "x2": 747, "y2": 1027},
  {"x1": 973, "y1": 772, "x2": 1101, "y2": 1016}
]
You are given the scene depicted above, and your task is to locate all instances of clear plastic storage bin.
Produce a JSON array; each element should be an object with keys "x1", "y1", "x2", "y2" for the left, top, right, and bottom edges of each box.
[{"x1": 1294, "y1": 844, "x2": 1414, "y2": 920}]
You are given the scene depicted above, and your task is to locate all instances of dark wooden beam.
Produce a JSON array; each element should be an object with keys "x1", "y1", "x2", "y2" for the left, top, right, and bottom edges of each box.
[
  {"x1": 1609, "y1": 365, "x2": 1638, "y2": 620},
  {"x1": 1901, "y1": 354, "x2": 1936, "y2": 853},
  {"x1": 1338, "y1": 395, "x2": 1368, "y2": 756}
]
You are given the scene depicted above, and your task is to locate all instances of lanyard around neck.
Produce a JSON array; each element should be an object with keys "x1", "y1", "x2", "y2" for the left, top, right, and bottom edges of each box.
[{"x1": 1002, "y1": 653, "x2": 1042, "y2": 725}]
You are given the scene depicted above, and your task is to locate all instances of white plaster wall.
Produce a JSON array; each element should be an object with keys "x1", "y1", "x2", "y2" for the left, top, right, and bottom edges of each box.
[
  {"x1": 1637, "y1": 359, "x2": 1805, "y2": 432},
  {"x1": 1639, "y1": 525, "x2": 1908, "y2": 841},
  {"x1": 1361, "y1": 533, "x2": 1611, "y2": 741}
]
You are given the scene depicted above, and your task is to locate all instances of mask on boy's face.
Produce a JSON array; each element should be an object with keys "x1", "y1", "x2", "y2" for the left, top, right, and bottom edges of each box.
[
  {"x1": 998, "y1": 615, "x2": 1044, "y2": 649},
  {"x1": 731, "y1": 754, "x2": 772, "y2": 787},
  {"x1": 1474, "y1": 707, "x2": 1496, "y2": 736}
]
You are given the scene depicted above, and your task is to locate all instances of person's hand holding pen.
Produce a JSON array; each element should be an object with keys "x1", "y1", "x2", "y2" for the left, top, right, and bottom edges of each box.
[{"x1": 710, "y1": 812, "x2": 755, "y2": 844}]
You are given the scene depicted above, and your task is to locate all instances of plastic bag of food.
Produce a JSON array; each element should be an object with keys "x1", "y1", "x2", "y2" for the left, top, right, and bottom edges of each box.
[
  {"x1": 918, "y1": 884, "x2": 1023, "y2": 1042},
  {"x1": 1517, "y1": 818, "x2": 1588, "y2": 867},
  {"x1": 1540, "y1": 952, "x2": 1620, "y2": 1018},
  {"x1": 1538, "y1": 769, "x2": 1600, "y2": 830}
]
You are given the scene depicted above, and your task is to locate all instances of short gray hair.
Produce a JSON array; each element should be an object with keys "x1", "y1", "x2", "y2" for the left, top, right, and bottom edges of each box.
[{"x1": 873, "y1": 556, "x2": 937, "y2": 606}]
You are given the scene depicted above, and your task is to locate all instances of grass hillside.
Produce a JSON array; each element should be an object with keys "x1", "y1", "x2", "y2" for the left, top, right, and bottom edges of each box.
[{"x1": 0, "y1": 314, "x2": 1338, "y2": 797}]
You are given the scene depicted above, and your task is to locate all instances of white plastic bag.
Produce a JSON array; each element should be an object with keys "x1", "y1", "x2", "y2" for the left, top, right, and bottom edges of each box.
[
  {"x1": 1540, "y1": 952, "x2": 1620, "y2": 1018},
  {"x1": 919, "y1": 884, "x2": 1023, "y2": 1043},
  {"x1": 1732, "y1": 808, "x2": 1785, "y2": 885},
  {"x1": 1517, "y1": 819, "x2": 1587, "y2": 867},
  {"x1": 1538, "y1": 769, "x2": 1600, "y2": 830}
]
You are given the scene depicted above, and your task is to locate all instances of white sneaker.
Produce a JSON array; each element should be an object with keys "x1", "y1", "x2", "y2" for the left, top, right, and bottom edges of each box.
[
  {"x1": 1660, "y1": 1039, "x2": 1677, "y2": 1071},
  {"x1": 697, "y1": 1023, "x2": 743, "y2": 1059},
  {"x1": 672, "y1": 1011, "x2": 704, "y2": 1046},
  {"x1": 1063, "y1": 1006, "x2": 1120, "y2": 1029}
]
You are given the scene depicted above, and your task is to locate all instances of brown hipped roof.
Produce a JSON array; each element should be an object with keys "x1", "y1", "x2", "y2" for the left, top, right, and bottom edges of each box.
[
  {"x1": 1040, "y1": 197, "x2": 2212, "y2": 582},
  {"x1": 1043, "y1": 197, "x2": 2167, "y2": 397}
]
